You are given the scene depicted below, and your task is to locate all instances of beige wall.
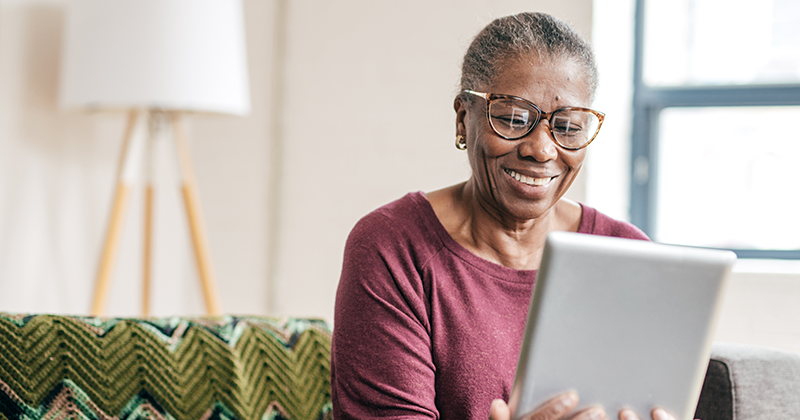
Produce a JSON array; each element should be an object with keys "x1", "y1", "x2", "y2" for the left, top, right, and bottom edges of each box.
[
  {"x1": 269, "y1": 0, "x2": 592, "y2": 323},
  {"x1": 1, "y1": 0, "x2": 799, "y2": 354},
  {"x1": 0, "y1": 0, "x2": 591, "y2": 320},
  {"x1": 0, "y1": 0, "x2": 279, "y2": 317}
]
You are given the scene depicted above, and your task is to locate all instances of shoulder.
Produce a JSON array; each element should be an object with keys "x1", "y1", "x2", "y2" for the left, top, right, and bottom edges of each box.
[
  {"x1": 345, "y1": 192, "x2": 445, "y2": 262},
  {"x1": 348, "y1": 192, "x2": 429, "y2": 242},
  {"x1": 337, "y1": 193, "x2": 442, "y2": 332},
  {"x1": 577, "y1": 203, "x2": 650, "y2": 241}
]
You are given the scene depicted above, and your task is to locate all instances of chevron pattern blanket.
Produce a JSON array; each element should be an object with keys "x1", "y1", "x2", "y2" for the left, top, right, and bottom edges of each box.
[{"x1": 0, "y1": 314, "x2": 332, "y2": 420}]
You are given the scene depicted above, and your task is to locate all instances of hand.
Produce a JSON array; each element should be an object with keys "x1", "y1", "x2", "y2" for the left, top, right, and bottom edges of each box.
[
  {"x1": 489, "y1": 394, "x2": 680, "y2": 420},
  {"x1": 618, "y1": 408, "x2": 677, "y2": 420},
  {"x1": 489, "y1": 392, "x2": 607, "y2": 420}
]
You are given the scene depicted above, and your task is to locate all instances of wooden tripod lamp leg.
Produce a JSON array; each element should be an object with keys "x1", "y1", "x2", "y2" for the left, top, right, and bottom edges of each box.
[
  {"x1": 170, "y1": 112, "x2": 223, "y2": 316},
  {"x1": 143, "y1": 183, "x2": 153, "y2": 317},
  {"x1": 142, "y1": 116, "x2": 157, "y2": 317},
  {"x1": 91, "y1": 110, "x2": 140, "y2": 316}
]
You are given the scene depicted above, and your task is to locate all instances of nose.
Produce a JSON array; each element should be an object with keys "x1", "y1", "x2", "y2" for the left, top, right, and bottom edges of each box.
[{"x1": 518, "y1": 121, "x2": 558, "y2": 162}]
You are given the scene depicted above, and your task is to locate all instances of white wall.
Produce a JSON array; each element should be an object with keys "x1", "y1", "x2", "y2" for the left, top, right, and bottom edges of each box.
[{"x1": 715, "y1": 261, "x2": 800, "y2": 354}]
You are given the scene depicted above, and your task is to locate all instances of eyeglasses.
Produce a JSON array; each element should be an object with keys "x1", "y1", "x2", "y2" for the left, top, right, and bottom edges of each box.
[{"x1": 463, "y1": 90, "x2": 605, "y2": 150}]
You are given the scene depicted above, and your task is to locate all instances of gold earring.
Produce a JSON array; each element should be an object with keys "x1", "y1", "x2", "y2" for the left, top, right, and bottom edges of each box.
[{"x1": 455, "y1": 135, "x2": 467, "y2": 150}]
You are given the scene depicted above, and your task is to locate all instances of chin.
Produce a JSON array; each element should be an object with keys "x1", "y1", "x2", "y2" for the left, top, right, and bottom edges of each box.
[{"x1": 501, "y1": 198, "x2": 558, "y2": 222}]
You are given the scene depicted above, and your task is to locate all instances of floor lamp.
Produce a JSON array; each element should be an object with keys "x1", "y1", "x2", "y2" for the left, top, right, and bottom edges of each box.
[{"x1": 59, "y1": 0, "x2": 251, "y2": 316}]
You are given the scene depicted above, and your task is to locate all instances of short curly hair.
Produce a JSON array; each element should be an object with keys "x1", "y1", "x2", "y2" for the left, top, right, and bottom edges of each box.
[{"x1": 459, "y1": 12, "x2": 598, "y2": 102}]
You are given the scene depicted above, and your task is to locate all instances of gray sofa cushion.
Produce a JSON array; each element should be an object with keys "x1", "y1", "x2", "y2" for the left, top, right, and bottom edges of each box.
[{"x1": 694, "y1": 342, "x2": 800, "y2": 420}]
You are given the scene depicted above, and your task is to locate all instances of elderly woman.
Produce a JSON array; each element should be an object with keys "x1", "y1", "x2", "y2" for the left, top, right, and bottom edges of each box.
[{"x1": 331, "y1": 12, "x2": 674, "y2": 420}]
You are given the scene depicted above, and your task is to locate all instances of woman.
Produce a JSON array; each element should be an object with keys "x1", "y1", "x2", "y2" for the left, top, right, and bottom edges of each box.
[{"x1": 331, "y1": 12, "x2": 675, "y2": 420}]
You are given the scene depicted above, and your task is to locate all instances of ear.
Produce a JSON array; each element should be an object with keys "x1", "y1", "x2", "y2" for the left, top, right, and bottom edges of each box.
[{"x1": 454, "y1": 96, "x2": 468, "y2": 137}]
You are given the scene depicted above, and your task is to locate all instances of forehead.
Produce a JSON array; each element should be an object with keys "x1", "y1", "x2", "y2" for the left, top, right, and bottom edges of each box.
[{"x1": 487, "y1": 55, "x2": 592, "y2": 108}]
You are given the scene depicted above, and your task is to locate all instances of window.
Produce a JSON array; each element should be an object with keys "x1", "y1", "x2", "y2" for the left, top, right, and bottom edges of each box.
[{"x1": 631, "y1": 0, "x2": 800, "y2": 258}]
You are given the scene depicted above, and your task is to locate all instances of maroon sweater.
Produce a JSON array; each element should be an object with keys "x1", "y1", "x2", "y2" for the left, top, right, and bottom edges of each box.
[{"x1": 331, "y1": 192, "x2": 648, "y2": 420}]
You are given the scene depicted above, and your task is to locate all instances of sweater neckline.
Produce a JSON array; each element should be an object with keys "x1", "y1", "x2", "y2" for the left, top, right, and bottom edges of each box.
[{"x1": 408, "y1": 191, "x2": 590, "y2": 283}]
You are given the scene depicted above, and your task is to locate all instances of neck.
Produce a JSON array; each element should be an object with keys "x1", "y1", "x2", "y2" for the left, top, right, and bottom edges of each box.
[{"x1": 450, "y1": 180, "x2": 554, "y2": 270}]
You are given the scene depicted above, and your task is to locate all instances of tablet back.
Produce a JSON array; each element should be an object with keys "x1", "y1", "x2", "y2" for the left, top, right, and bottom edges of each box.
[{"x1": 509, "y1": 232, "x2": 736, "y2": 420}]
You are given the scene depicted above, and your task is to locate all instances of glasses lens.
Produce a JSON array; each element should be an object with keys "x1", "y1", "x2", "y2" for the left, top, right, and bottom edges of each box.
[
  {"x1": 550, "y1": 109, "x2": 601, "y2": 149},
  {"x1": 488, "y1": 98, "x2": 540, "y2": 139}
]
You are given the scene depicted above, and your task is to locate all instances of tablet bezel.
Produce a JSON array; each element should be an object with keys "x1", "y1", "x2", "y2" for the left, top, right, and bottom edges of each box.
[{"x1": 508, "y1": 232, "x2": 735, "y2": 420}]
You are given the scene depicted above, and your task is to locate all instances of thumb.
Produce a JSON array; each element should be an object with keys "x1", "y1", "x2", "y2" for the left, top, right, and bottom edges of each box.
[{"x1": 490, "y1": 399, "x2": 512, "y2": 420}]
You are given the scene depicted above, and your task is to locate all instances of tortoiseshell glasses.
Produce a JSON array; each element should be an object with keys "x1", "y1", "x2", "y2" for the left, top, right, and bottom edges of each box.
[{"x1": 463, "y1": 90, "x2": 605, "y2": 150}]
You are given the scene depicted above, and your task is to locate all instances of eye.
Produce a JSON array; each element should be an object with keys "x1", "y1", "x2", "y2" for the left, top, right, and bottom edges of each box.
[
  {"x1": 552, "y1": 115, "x2": 583, "y2": 136},
  {"x1": 496, "y1": 115, "x2": 528, "y2": 128},
  {"x1": 494, "y1": 107, "x2": 531, "y2": 128}
]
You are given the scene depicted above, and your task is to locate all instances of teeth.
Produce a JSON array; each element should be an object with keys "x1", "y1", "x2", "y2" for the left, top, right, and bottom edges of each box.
[{"x1": 506, "y1": 169, "x2": 552, "y2": 186}]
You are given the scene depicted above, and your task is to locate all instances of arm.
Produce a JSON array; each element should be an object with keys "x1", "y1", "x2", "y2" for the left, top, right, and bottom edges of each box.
[{"x1": 331, "y1": 213, "x2": 438, "y2": 419}]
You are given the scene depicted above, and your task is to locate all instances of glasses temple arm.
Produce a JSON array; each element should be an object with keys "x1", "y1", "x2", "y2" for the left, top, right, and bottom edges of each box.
[{"x1": 463, "y1": 89, "x2": 489, "y2": 100}]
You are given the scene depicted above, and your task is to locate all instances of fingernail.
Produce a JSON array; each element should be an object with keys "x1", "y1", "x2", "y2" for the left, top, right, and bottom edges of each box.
[
  {"x1": 558, "y1": 392, "x2": 578, "y2": 410},
  {"x1": 619, "y1": 409, "x2": 639, "y2": 420},
  {"x1": 587, "y1": 407, "x2": 607, "y2": 420},
  {"x1": 490, "y1": 399, "x2": 501, "y2": 413},
  {"x1": 652, "y1": 408, "x2": 671, "y2": 420}
]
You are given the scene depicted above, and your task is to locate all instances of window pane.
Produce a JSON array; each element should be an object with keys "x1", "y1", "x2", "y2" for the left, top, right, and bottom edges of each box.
[
  {"x1": 644, "y1": 0, "x2": 800, "y2": 86},
  {"x1": 655, "y1": 106, "x2": 800, "y2": 249}
]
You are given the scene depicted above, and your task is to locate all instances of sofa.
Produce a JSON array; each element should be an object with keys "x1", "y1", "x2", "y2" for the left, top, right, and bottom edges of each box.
[
  {"x1": 0, "y1": 314, "x2": 331, "y2": 420},
  {"x1": 694, "y1": 342, "x2": 800, "y2": 419},
  {"x1": 1, "y1": 313, "x2": 799, "y2": 420}
]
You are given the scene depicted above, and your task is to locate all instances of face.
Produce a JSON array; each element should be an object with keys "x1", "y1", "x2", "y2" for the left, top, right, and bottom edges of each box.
[{"x1": 455, "y1": 55, "x2": 593, "y2": 223}]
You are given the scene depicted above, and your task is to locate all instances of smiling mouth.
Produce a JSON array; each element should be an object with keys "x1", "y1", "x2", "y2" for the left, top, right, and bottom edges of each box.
[{"x1": 504, "y1": 169, "x2": 556, "y2": 186}]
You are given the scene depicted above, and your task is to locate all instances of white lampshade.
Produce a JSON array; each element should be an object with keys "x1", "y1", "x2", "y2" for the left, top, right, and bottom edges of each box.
[{"x1": 59, "y1": 0, "x2": 250, "y2": 116}]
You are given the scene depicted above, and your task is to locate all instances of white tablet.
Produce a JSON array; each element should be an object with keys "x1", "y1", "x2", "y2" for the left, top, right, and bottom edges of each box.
[{"x1": 508, "y1": 232, "x2": 736, "y2": 420}]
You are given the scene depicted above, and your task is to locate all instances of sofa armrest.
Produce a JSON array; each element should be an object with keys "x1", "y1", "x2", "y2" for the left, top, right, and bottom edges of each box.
[{"x1": 694, "y1": 342, "x2": 800, "y2": 420}]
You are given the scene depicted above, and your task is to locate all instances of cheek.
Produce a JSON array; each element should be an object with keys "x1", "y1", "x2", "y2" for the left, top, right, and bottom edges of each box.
[
  {"x1": 467, "y1": 138, "x2": 504, "y2": 190},
  {"x1": 468, "y1": 137, "x2": 515, "y2": 181},
  {"x1": 469, "y1": 132, "x2": 517, "y2": 162},
  {"x1": 464, "y1": 110, "x2": 510, "y2": 158},
  {"x1": 466, "y1": 139, "x2": 489, "y2": 179},
  {"x1": 483, "y1": 138, "x2": 514, "y2": 158},
  {"x1": 563, "y1": 149, "x2": 587, "y2": 171}
]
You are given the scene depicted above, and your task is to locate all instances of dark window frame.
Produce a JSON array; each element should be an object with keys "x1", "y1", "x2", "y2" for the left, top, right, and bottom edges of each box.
[{"x1": 630, "y1": 0, "x2": 800, "y2": 259}]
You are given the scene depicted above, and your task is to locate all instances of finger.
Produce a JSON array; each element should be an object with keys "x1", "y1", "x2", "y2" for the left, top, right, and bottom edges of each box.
[
  {"x1": 570, "y1": 406, "x2": 608, "y2": 420},
  {"x1": 525, "y1": 392, "x2": 579, "y2": 420},
  {"x1": 618, "y1": 408, "x2": 640, "y2": 420},
  {"x1": 490, "y1": 399, "x2": 512, "y2": 420},
  {"x1": 650, "y1": 408, "x2": 675, "y2": 420}
]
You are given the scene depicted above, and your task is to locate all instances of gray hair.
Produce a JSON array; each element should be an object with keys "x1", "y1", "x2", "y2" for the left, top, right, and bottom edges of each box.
[{"x1": 459, "y1": 12, "x2": 598, "y2": 102}]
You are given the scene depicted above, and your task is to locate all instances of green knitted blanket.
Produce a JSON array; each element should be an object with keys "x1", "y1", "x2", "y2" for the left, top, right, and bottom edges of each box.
[{"x1": 0, "y1": 314, "x2": 332, "y2": 420}]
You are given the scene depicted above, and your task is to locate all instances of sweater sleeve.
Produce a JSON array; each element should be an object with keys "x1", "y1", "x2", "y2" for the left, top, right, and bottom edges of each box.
[
  {"x1": 331, "y1": 209, "x2": 438, "y2": 419},
  {"x1": 578, "y1": 204, "x2": 650, "y2": 241}
]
